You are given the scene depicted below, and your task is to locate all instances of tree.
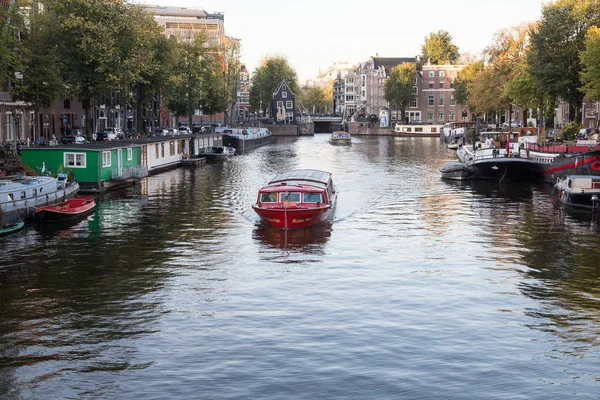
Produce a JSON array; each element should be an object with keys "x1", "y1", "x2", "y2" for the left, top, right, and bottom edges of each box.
[
  {"x1": 421, "y1": 30, "x2": 460, "y2": 65},
  {"x1": 217, "y1": 38, "x2": 241, "y2": 125},
  {"x1": 453, "y1": 61, "x2": 484, "y2": 108},
  {"x1": 527, "y1": 0, "x2": 599, "y2": 122},
  {"x1": 298, "y1": 85, "x2": 331, "y2": 114},
  {"x1": 383, "y1": 63, "x2": 416, "y2": 123},
  {"x1": 163, "y1": 34, "x2": 214, "y2": 127},
  {"x1": 580, "y1": 25, "x2": 600, "y2": 101},
  {"x1": 250, "y1": 56, "x2": 298, "y2": 116},
  {"x1": 0, "y1": 1, "x2": 23, "y2": 86},
  {"x1": 11, "y1": 4, "x2": 63, "y2": 141}
]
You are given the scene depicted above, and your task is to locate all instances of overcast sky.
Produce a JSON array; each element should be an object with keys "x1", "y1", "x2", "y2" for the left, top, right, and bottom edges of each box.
[{"x1": 134, "y1": 0, "x2": 545, "y2": 82}]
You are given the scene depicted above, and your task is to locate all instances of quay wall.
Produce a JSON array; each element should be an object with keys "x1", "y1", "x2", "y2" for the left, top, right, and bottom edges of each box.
[
  {"x1": 268, "y1": 123, "x2": 314, "y2": 136},
  {"x1": 348, "y1": 123, "x2": 393, "y2": 136}
]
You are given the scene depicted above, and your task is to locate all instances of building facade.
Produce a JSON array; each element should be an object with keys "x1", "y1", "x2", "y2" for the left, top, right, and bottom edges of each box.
[{"x1": 271, "y1": 80, "x2": 295, "y2": 124}]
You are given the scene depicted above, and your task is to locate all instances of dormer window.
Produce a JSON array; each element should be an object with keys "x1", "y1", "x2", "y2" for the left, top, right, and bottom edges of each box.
[{"x1": 282, "y1": 91, "x2": 287, "y2": 98}]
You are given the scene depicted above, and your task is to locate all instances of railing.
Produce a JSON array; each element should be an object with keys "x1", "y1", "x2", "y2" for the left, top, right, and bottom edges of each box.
[{"x1": 111, "y1": 166, "x2": 149, "y2": 180}]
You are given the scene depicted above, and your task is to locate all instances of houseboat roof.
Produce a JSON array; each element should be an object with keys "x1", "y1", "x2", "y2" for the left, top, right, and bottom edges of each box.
[{"x1": 267, "y1": 169, "x2": 332, "y2": 188}]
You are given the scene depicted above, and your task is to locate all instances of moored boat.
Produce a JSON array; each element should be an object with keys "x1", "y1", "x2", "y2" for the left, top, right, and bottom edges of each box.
[
  {"x1": 439, "y1": 161, "x2": 473, "y2": 180},
  {"x1": 198, "y1": 145, "x2": 236, "y2": 161},
  {"x1": 525, "y1": 142, "x2": 600, "y2": 184},
  {"x1": 0, "y1": 221, "x2": 25, "y2": 237},
  {"x1": 219, "y1": 127, "x2": 272, "y2": 154},
  {"x1": 554, "y1": 175, "x2": 600, "y2": 211},
  {"x1": 34, "y1": 196, "x2": 96, "y2": 223},
  {"x1": 0, "y1": 175, "x2": 79, "y2": 226},
  {"x1": 393, "y1": 123, "x2": 445, "y2": 137},
  {"x1": 252, "y1": 169, "x2": 336, "y2": 229},
  {"x1": 329, "y1": 131, "x2": 351, "y2": 145}
]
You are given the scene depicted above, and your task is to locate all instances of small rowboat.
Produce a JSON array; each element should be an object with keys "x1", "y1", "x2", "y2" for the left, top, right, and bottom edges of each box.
[
  {"x1": 34, "y1": 196, "x2": 96, "y2": 223},
  {"x1": 0, "y1": 221, "x2": 25, "y2": 237}
]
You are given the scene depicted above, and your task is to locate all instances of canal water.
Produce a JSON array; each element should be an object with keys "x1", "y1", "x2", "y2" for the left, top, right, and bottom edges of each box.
[{"x1": 1, "y1": 134, "x2": 600, "y2": 399}]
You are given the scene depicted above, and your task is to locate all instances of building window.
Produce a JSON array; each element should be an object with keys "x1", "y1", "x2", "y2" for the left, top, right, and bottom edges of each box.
[
  {"x1": 102, "y1": 151, "x2": 111, "y2": 167},
  {"x1": 439, "y1": 96, "x2": 444, "y2": 106},
  {"x1": 427, "y1": 111, "x2": 434, "y2": 121},
  {"x1": 277, "y1": 101, "x2": 283, "y2": 109},
  {"x1": 450, "y1": 81, "x2": 455, "y2": 89},
  {"x1": 409, "y1": 98, "x2": 417, "y2": 108},
  {"x1": 450, "y1": 96, "x2": 456, "y2": 106},
  {"x1": 439, "y1": 82, "x2": 444, "y2": 89},
  {"x1": 449, "y1": 111, "x2": 455, "y2": 121},
  {"x1": 282, "y1": 91, "x2": 287, "y2": 98},
  {"x1": 64, "y1": 152, "x2": 86, "y2": 168},
  {"x1": 155, "y1": 144, "x2": 159, "y2": 159},
  {"x1": 428, "y1": 82, "x2": 434, "y2": 89},
  {"x1": 286, "y1": 101, "x2": 293, "y2": 109},
  {"x1": 439, "y1": 71, "x2": 445, "y2": 78},
  {"x1": 428, "y1": 71, "x2": 435, "y2": 78},
  {"x1": 428, "y1": 96, "x2": 434, "y2": 106},
  {"x1": 412, "y1": 86, "x2": 418, "y2": 95},
  {"x1": 438, "y1": 112, "x2": 445, "y2": 121},
  {"x1": 127, "y1": 148, "x2": 132, "y2": 161}
]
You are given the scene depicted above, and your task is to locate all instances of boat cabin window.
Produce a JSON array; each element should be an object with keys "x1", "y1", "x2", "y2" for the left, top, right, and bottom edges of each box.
[
  {"x1": 260, "y1": 192, "x2": 278, "y2": 202},
  {"x1": 282, "y1": 193, "x2": 301, "y2": 203},
  {"x1": 20, "y1": 191, "x2": 26, "y2": 200},
  {"x1": 303, "y1": 193, "x2": 322, "y2": 203},
  {"x1": 8, "y1": 193, "x2": 14, "y2": 201},
  {"x1": 568, "y1": 180, "x2": 572, "y2": 188}
]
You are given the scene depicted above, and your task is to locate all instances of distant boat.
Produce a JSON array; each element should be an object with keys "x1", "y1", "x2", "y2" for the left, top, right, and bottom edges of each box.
[
  {"x1": 218, "y1": 127, "x2": 272, "y2": 154},
  {"x1": 554, "y1": 175, "x2": 600, "y2": 211},
  {"x1": 0, "y1": 221, "x2": 25, "y2": 237},
  {"x1": 329, "y1": 131, "x2": 351, "y2": 145},
  {"x1": 34, "y1": 196, "x2": 96, "y2": 223},
  {"x1": 252, "y1": 169, "x2": 336, "y2": 229},
  {"x1": 198, "y1": 146, "x2": 235, "y2": 161},
  {"x1": 393, "y1": 123, "x2": 445, "y2": 137}
]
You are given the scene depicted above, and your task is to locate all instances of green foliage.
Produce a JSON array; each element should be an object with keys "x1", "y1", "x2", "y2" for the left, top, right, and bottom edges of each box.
[
  {"x1": 298, "y1": 86, "x2": 331, "y2": 114},
  {"x1": 562, "y1": 121, "x2": 582, "y2": 141},
  {"x1": 580, "y1": 26, "x2": 600, "y2": 101},
  {"x1": 421, "y1": 30, "x2": 460, "y2": 65},
  {"x1": 0, "y1": 2, "x2": 24, "y2": 85},
  {"x1": 453, "y1": 61, "x2": 484, "y2": 108},
  {"x1": 250, "y1": 56, "x2": 298, "y2": 114},
  {"x1": 383, "y1": 63, "x2": 416, "y2": 122}
]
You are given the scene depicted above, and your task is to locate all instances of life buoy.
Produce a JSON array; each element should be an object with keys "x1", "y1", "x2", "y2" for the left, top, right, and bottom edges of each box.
[{"x1": 591, "y1": 161, "x2": 600, "y2": 171}]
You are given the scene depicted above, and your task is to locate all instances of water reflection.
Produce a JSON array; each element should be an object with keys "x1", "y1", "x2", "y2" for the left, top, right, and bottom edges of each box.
[{"x1": 253, "y1": 222, "x2": 332, "y2": 252}]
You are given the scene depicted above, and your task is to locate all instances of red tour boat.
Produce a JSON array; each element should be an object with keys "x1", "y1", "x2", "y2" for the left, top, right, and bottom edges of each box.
[
  {"x1": 34, "y1": 196, "x2": 96, "y2": 223},
  {"x1": 252, "y1": 169, "x2": 336, "y2": 229}
]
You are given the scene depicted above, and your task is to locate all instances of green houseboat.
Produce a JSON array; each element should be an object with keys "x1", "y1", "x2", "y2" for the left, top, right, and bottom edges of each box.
[{"x1": 21, "y1": 143, "x2": 148, "y2": 193}]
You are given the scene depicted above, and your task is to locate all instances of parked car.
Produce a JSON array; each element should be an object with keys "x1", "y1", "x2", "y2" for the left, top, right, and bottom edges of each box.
[
  {"x1": 166, "y1": 128, "x2": 179, "y2": 136},
  {"x1": 178, "y1": 126, "x2": 191, "y2": 135},
  {"x1": 153, "y1": 128, "x2": 169, "y2": 136},
  {"x1": 104, "y1": 127, "x2": 123, "y2": 139},
  {"x1": 95, "y1": 131, "x2": 117, "y2": 141},
  {"x1": 60, "y1": 130, "x2": 86, "y2": 144},
  {"x1": 502, "y1": 120, "x2": 523, "y2": 128},
  {"x1": 124, "y1": 129, "x2": 141, "y2": 139},
  {"x1": 577, "y1": 128, "x2": 592, "y2": 140}
]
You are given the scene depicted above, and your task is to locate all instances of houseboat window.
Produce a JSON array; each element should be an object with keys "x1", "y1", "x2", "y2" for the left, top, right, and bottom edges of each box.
[
  {"x1": 102, "y1": 151, "x2": 111, "y2": 167},
  {"x1": 161, "y1": 143, "x2": 165, "y2": 158},
  {"x1": 260, "y1": 192, "x2": 278, "y2": 202},
  {"x1": 431, "y1": 127, "x2": 437, "y2": 133},
  {"x1": 64, "y1": 152, "x2": 86, "y2": 168},
  {"x1": 405, "y1": 127, "x2": 412, "y2": 132},
  {"x1": 8, "y1": 193, "x2": 13, "y2": 201},
  {"x1": 593, "y1": 181, "x2": 600, "y2": 189},
  {"x1": 568, "y1": 180, "x2": 572, "y2": 188},
  {"x1": 282, "y1": 193, "x2": 301, "y2": 203},
  {"x1": 170, "y1": 141, "x2": 175, "y2": 156},
  {"x1": 303, "y1": 193, "x2": 322, "y2": 203},
  {"x1": 415, "y1": 127, "x2": 423, "y2": 133},
  {"x1": 127, "y1": 148, "x2": 132, "y2": 161},
  {"x1": 155, "y1": 144, "x2": 159, "y2": 159},
  {"x1": 20, "y1": 191, "x2": 26, "y2": 200}
]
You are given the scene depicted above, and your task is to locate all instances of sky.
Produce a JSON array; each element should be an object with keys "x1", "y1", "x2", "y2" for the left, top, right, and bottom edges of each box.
[{"x1": 135, "y1": 0, "x2": 546, "y2": 82}]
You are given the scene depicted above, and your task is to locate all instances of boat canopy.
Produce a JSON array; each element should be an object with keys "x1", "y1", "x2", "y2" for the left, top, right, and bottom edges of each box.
[{"x1": 268, "y1": 169, "x2": 331, "y2": 187}]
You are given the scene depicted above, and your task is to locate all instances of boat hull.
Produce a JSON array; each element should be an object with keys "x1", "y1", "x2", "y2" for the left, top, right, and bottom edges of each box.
[
  {"x1": 531, "y1": 150, "x2": 600, "y2": 184},
  {"x1": 34, "y1": 197, "x2": 96, "y2": 223},
  {"x1": 222, "y1": 131, "x2": 272, "y2": 154},
  {"x1": 252, "y1": 205, "x2": 333, "y2": 229},
  {"x1": 0, "y1": 221, "x2": 25, "y2": 237},
  {"x1": 329, "y1": 139, "x2": 352, "y2": 145},
  {"x1": 472, "y1": 158, "x2": 536, "y2": 181}
]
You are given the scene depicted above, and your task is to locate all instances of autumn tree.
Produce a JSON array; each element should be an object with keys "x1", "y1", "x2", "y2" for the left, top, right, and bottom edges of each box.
[
  {"x1": 421, "y1": 30, "x2": 460, "y2": 65},
  {"x1": 580, "y1": 26, "x2": 600, "y2": 101},
  {"x1": 528, "y1": 0, "x2": 600, "y2": 122},
  {"x1": 383, "y1": 63, "x2": 416, "y2": 123},
  {"x1": 298, "y1": 85, "x2": 331, "y2": 114},
  {"x1": 217, "y1": 38, "x2": 241, "y2": 125},
  {"x1": 250, "y1": 56, "x2": 298, "y2": 116}
]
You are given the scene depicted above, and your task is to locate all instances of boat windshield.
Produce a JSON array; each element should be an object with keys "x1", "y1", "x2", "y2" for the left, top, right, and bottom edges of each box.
[
  {"x1": 303, "y1": 193, "x2": 322, "y2": 202},
  {"x1": 260, "y1": 192, "x2": 278, "y2": 202},
  {"x1": 282, "y1": 193, "x2": 301, "y2": 202}
]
